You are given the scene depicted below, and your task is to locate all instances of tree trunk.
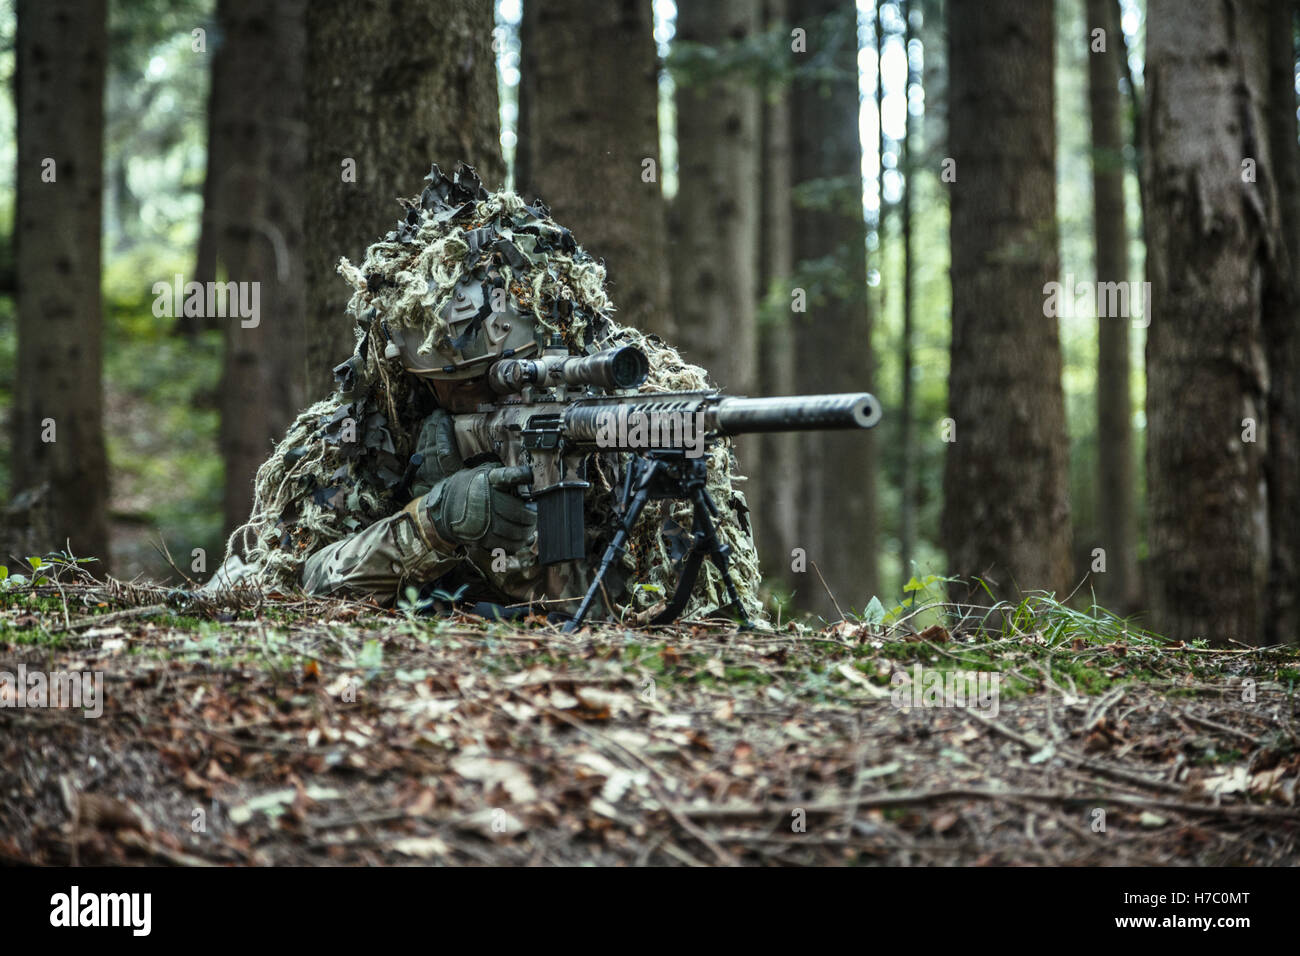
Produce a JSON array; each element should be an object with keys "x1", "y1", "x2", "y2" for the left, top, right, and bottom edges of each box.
[
  {"x1": 1145, "y1": 0, "x2": 1274, "y2": 643},
  {"x1": 755, "y1": 0, "x2": 799, "y2": 586},
  {"x1": 13, "y1": 0, "x2": 111, "y2": 564},
  {"x1": 188, "y1": 9, "x2": 233, "y2": 339},
  {"x1": 943, "y1": 0, "x2": 1071, "y2": 600},
  {"x1": 188, "y1": 37, "x2": 228, "y2": 340},
  {"x1": 790, "y1": 1, "x2": 877, "y2": 616},
  {"x1": 1087, "y1": 0, "x2": 1135, "y2": 610},
  {"x1": 671, "y1": 0, "x2": 759, "y2": 397},
  {"x1": 875, "y1": 0, "x2": 887, "y2": 346},
  {"x1": 515, "y1": 0, "x2": 538, "y2": 195},
  {"x1": 303, "y1": 0, "x2": 503, "y2": 396},
  {"x1": 1114, "y1": 0, "x2": 1147, "y2": 240},
  {"x1": 920, "y1": 0, "x2": 946, "y2": 168},
  {"x1": 207, "y1": 0, "x2": 308, "y2": 539},
  {"x1": 517, "y1": 0, "x2": 672, "y2": 341},
  {"x1": 1263, "y1": 0, "x2": 1300, "y2": 645},
  {"x1": 899, "y1": 0, "x2": 916, "y2": 581}
]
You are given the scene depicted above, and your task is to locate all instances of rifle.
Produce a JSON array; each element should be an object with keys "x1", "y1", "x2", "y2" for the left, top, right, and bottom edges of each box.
[{"x1": 447, "y1": 337, "x2": 881, "y2": 630}]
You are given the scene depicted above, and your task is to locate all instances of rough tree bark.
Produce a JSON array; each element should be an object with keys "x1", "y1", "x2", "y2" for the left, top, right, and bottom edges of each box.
[
  {"x1": 517, "y1": 0, "x2": 673, "y2": 341},
  {"x1": 13, "y1": 0, "x2": 111, "y2": 564},
  {"x1": 1144, "y1": 0, "x2": 1275, "y2": 643},
  {"x1": 790, "y1": 0, "x2": 877, "y2": 615},
  {"x1": 1087, "y1": 0, "x2": 1136, "y2": 610},
  {"x1": 304, "y1": 0, "x2": 504, "y2": 396},
  {"x1": 206, "y1": 0, "x2": 308, "y2": 538},
  {"x1": 671, "y1": 0, "x2": 760, "y2": 397},
  {"x1": 1263, "y1": 0, "x2": 1300, "y2": 645},
  {"x1": 755, "y1": 0, "x2": 799, "y2": 583},
  {"x1": 943, "y1": 0, "x2": 1071, "y2": 600}
]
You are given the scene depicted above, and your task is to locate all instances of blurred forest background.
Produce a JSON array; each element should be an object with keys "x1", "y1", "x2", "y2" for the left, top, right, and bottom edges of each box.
[{"x1": 0, "y1": 0, "x2": 1296, "y2": 645}]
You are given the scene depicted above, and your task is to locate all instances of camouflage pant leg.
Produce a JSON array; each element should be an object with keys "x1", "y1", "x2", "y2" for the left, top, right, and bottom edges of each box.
[{"x1": 301, "y1": 509, "x2": 461, "y2": 601}]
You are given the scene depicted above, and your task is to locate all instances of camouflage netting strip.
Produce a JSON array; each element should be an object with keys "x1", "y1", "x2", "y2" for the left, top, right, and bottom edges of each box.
[{"x1": 224, "y1": 168, "x2": 763, "y2": 622}]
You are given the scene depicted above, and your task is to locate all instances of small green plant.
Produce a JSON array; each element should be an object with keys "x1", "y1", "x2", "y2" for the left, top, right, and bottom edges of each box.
[
  {"x1": 357, "y1": 639, "x2": 384, "y2": 672},
  {"x1": 0, "y1": 551, "x2": 99, "y2": 590},
  {"x1": 854, "y1": 573, "x2": 957, "y2": 630},
  {"x1": 0, "y1": 556, "x2": 51, "y2": 589},
  {"x1": 961, "y1": 581, "x2": 1162, "y2": 645},
  {"x1": 396, "y1": 583, "x2": 467, "y2": 617}
]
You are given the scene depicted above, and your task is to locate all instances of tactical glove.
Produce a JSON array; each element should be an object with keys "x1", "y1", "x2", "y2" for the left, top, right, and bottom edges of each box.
[
  {"x1": 410, "y1": 408, "x2": 463, "y2": 497},
  {"x1": 423, "y1": 463, "x2": 536, "y2": 554}
]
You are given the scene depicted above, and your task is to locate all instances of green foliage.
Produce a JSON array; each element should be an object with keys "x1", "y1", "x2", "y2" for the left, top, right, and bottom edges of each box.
[
  {"x1": 0, "y1": 550, "x2": 98, "y2": 590},
  {"x1": 104, "y1": 0, "x2": 212, "y2": 254},
  {"x1": 396, "y1": 583, "x2": 467, "y2": 618},
  {"x1": 962, "y1": 580, "x2": 1163, "y2": 646},
  {"x1": 357, "y1": 639, "x2": 384, "y2": 674},
  {"x1": 852, "y1": 573, "x2": 955, "y2": 632}
]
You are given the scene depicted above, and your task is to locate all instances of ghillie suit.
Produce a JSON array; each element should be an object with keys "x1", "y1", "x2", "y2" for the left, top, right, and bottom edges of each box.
[{"x1": 220, "y1": 164, "x2": 763, "y2": 622}]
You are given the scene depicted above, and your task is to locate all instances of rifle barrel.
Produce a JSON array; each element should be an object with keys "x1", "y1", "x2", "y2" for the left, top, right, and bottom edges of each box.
[
  {"x1": 711, "y1": 393, "x2": 881, "y2": 434},
  {"x1": 561, "y1": 391, "x2": 881, "y2": 443}
]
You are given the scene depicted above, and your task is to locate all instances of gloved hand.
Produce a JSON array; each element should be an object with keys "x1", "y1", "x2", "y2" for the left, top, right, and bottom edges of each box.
[
  {"x1": 410, "y1": 408, "x2": 463, "y2": 497},
  {"x1": 423, "y1": 463, "x2": 536, "y2": 554}
]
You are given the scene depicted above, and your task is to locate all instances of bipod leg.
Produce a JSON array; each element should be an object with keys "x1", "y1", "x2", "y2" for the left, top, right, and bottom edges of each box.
[
  {"x1": 689, "y1": 485, "x2": 751, "y2": 630},
  {"x1": 564, "y1": 457, "x2": 655, "y2": 632},
  {"x1": 650, "y1": 485, "x2": 750, "y2": 631}
]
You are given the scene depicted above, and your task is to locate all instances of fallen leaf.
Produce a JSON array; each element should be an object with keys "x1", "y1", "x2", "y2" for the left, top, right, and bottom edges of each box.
[
  {"x1": 451, "y1": 756, "x2": 538, "y2": 803},
  {"x1": 504, "y1": 666, "x2": 556, "y2": 687},
  {"x1": 954, "y1": 724, "x2": 981, "y2": 744},
  {"x1": 391, "y1": 836, "x2": 449, "y2": 859},
  {"x1": 917, "y1": 624, "x2": 950, "y2": 643},
  {"x1": 574, "y1": 686, "x2": 635, "y2": 718},
  {"x1": 932, "y1": 811, "x2": 959, "y2": 834},
  {"x1": 229, "y1": 788, "x2": 297, "y2": 825},
  {"x1": 1201, "y1": 766, "x2": 1250, "y2": 797},
  {"x1": 406, "y1": 787, "x2": 437, "y2": 817},
  {"x1": 550, "y1": 688, "x2": 579, "y2": 709}
]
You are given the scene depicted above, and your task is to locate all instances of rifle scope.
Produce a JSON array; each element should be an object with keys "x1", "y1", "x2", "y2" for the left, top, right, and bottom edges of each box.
[{"x1": 488, "y1": 345, "x2": 649, "y2": 394}]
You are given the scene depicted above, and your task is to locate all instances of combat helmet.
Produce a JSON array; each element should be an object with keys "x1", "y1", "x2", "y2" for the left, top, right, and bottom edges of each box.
[
  {"x1": 341, "y1": 162, "x2": 607, "y2": 391},
  {"x1": 386, "y1": 164, "x2": 539, "y2": 380},
  {"x1": 385, "y1": 272, "x2": 538, "y2": 382}
]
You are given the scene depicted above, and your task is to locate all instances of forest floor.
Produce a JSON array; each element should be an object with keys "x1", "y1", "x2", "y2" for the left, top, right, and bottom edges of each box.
[{"x1": 1, "y1": 577, "x2": 1299, "y2": 867}]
